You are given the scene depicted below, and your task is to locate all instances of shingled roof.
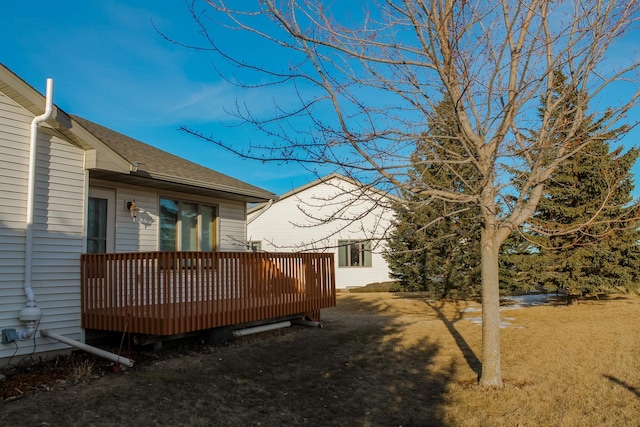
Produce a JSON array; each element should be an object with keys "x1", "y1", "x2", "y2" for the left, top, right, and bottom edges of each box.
[{"x1": 71, "y1": 115, "x2": 275, "y2": 203}]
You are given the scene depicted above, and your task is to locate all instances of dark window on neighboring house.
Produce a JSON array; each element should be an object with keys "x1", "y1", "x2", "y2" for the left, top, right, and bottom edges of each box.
[{"x1": 338, "y1": 240, "x2": 372, "y2": 267}]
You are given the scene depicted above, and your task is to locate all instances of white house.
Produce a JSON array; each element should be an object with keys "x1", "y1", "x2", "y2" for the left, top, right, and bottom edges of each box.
[
  {"x1": 247, "y1": 173, "x2": 395, "y2": 289},
  {"x1": 0, "y1": 64, "x2": 336, "y2": 366}
]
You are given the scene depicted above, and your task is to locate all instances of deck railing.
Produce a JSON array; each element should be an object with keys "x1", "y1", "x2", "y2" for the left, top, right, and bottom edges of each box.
[{"x1": 81, "y1": 252, "x2": 336, "y2": 336}]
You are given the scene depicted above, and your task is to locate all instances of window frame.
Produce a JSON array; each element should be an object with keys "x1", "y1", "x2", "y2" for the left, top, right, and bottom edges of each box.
[
  {"x1": 87, "y1": 196, "x2": 108, "y2": 254},
  {"x1": 158, "y1": 197, "x2": 218, "y2": 252},
  {"x1": 87, "y1": 188, "x2": 115, "y2": 254},
  {"x1": 338, "y1": 239, "x2": 372, "y2": 268}
]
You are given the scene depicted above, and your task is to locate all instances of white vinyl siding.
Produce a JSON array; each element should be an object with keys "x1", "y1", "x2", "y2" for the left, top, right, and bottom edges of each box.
[
  {"x1": 0, "y1": 91, "x2": 86, "y2": 361},
  {"x1": 90, "y1": 181, "x2": 247, "y2": 253},
  {"x1": 115, "y1": 187, "x2": 158, "y2": 252},
  {"x1": 247, "y1": 175, "x2": 394, "y2": 289},
  {"x1": 218, "y1": 200, "x2": 247, "y2": 251}
]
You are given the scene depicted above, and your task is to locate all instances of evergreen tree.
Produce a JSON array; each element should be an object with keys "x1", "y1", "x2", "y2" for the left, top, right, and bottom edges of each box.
[
  {"x1": 384, "y1": 97, "x2": 482, "y2": 297},
  {"x1": 387, "y1": 74, "x2": 640, "y2": 301},
  {"x1": 510, "y1": 72, "x2": 640, "y2": 300},
  {"x1": 499, "y1": 231, "x2": 539, "y2": 293},
  {"x1": 385, "y1": 192, "x2": 482, "y2": 296}
]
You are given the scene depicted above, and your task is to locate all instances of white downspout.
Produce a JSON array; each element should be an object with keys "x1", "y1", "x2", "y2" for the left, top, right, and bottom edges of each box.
[
  {"x1": 40, "y1": 330, "x2": 134, "y2": 368},
  {"x1": 247, "y1": 199, "x2": 274, "y2": 225},
  {"x1": 18, "y1": 78, "x2": 53, "y2": 340}
]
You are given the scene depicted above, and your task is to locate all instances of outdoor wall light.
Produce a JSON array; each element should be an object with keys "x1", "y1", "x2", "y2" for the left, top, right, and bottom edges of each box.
[{"x1": 126, "y1": 200, "x2": 140, "y2": 221}]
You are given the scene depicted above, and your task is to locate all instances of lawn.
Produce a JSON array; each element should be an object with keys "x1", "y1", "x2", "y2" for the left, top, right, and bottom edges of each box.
[{"x1": 1, "y1": 292, "x2": 639, "y2": 426}]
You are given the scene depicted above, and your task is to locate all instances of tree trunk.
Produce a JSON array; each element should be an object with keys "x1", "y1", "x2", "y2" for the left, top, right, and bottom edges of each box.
[{"x1": 479, "y1": 228, "x2": 504, "y2": 387}]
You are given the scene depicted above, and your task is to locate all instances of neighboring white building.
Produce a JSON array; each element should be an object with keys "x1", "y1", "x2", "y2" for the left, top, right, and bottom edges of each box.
[{"x1": 247, "y1": 173, "x2": 395, "y2": 289}]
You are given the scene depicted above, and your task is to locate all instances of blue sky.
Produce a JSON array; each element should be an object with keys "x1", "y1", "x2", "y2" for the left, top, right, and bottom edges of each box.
[
  {"x1": 0, "y1": 0, "x2": 321, "y2": 195},
  {"x1": 2, "y1": 1, "x2": 640, "y2": 197}
]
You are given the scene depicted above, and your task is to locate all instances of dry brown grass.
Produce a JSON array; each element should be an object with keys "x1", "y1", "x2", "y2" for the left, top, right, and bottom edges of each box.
[
  {"x1": 339, "y1": 293, "x2": 640, "y2": 426},
  {"x1": 1, "y1": 292, "x2": 639, "y2": 426}
]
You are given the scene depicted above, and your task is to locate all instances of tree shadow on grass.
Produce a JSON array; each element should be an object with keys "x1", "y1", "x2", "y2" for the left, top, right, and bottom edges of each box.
[
  {"x1": 425, "y1": 300, "x2": 482, "y2": 379},
  {"x1": 0, "y1": 295, "x2": 454, "y2": 427},
  {"x1": 604, "y1": 374, "x2": 640, "y2": 398}
]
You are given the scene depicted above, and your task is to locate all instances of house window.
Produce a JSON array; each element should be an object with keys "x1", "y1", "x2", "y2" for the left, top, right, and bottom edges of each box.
[
  {"x1": 87, "y1": 197, "x2": 107, "y2": 253},
  {"x1": 181, "y1": 202, "x2": 198, "y2": 251},
  {"x1": 338, "y1": 240, "x2": 372, "y2": 267},
  {"x1": 201, "y1": 206, "x2": 216, "y2": 252},
  {"x1": 159, "y1": 198, "x2": 217, "y2": 251},
  {"x1": 249, "y1": 241, "x2": 262, "y2": 252}
]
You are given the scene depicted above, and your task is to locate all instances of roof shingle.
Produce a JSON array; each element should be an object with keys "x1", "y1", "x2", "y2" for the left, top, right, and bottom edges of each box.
[{"x1": 71, "y1": 115, "x2": 275, "y2": 202}]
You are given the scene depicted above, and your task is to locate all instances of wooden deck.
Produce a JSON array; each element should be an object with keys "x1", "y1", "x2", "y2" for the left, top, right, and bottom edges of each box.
[{"x1": 81, "y1": 252, "x2": 336, "y2": 336}]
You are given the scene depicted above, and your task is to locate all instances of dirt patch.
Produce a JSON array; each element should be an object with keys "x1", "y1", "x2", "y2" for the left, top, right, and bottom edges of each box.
[
  {"x1": 0, "y1": 345, "x2": 176, "y2": 401},
  {"x1": 1, "y1": 293, "x2": 639, "y2": 426}
]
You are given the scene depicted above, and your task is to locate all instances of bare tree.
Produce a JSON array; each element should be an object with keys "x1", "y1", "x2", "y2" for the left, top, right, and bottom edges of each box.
[{"x1": 173, "y1": 0, "x2": 640, "y2": 386}]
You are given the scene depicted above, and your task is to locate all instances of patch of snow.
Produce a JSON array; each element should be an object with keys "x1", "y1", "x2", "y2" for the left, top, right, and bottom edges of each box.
[
  {"x1": 461, "y1": 294, "x2": 556, "y2": 313},
  {"x1": 465, "y1": 317, "x2": 513, "y2": 328},
  {"x1": 461, "y1": 294, "x2": 556, "y2": 328},
  {"x1": 501, "y1": 294, "x2": 556, "y2": 308}
]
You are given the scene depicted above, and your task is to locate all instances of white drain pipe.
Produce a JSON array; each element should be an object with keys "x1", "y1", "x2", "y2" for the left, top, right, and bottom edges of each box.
[
  {"x1": 18, "y1": 78, "x2": 53, "y2": 340},
  {"x1": 232, "y1": 321, "x2": 291, "y2": 338},
  {"x1": 40, "y1": 330, "x2": 135, "y2": 368},
  {"x1": 292, "y1": 318, "x2": 322, "y2": 328},
  {"x1": 247, "y1": 199, "x2": 274, "y2": 225}
]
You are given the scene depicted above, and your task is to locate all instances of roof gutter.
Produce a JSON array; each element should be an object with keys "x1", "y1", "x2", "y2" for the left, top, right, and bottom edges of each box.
[
  {"x1": 247, "y1": 199, "x2": 274, "y2": 225},
  {"x1": 140, "y1": 170, "x2": 276, "y2": 201},
  {"x1": 18, "y1": 78, "x2": 53, "y2": 339}
]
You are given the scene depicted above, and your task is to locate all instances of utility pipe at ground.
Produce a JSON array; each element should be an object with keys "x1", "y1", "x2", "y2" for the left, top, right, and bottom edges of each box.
[
  {"x1": 292, "y1": 318, "x2": 322, "y2": 328},
  {"x1": 232, "y1": 321, "x2": 292, "y2": 338},
  {"x1": 40, "y1": 330, "x2": 134, "y2": 368}
]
